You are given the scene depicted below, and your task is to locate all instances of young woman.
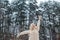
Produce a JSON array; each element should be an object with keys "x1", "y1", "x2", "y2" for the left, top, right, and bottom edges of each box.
[{"x1": 17, "y1": 16, "x2": 42, "y2": 40}]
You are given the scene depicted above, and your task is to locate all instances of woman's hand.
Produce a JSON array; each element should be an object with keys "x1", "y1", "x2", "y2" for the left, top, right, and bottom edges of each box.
[{"x1": 38, "y1": 16, "x2": 42, "y2": 20}]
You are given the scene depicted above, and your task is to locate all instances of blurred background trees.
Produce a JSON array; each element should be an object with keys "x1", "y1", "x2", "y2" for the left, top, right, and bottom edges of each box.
[{"x1": 0, "y1": 0, "x2": 60, "y2": 40}]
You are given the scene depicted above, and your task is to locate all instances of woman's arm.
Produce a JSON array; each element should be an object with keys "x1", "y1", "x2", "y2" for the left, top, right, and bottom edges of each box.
[
  {"x1": 17, "y1": 30, "x2": 29, "y2": 38},
  {"x1": 37, "y1": 16, "x2": 42, "y2": 31}
]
